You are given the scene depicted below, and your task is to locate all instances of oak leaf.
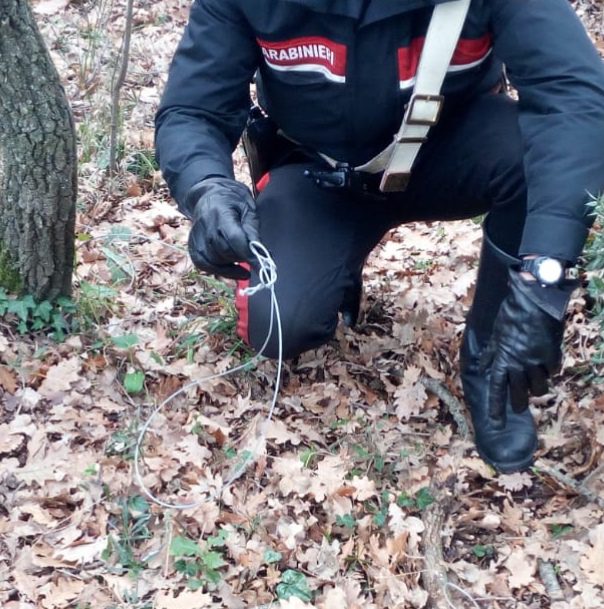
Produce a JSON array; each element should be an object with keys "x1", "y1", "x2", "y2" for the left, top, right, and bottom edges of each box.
[
  {"x1": 449, "y1": 560, "x2": 495, "y2": 596},
  {"x1": 394, "y1": 367, "x2": 428, "y2": 420},
  {"x1": 497, "y1": 472, "x2": 533, "y2": 492},
  {"x1": 580, "y1": 523, "x2": 604, "y2": 586},
  {"x1": 265, "y1": 419, "x2": 301, "y2": 445},
  {"x1": 320, "y1": 580, "x2": 376, "y2": 609},
  {"x1": 0, "y1": 365, "x2": 17, "y2": 393},
  {"x1": 38, "y1": 357, "x2": 81, "y2": 397},
  {"x1": 504, "y1": 548, "x2": 535, "y2": 589},
  {"x1": 39, "y1": 578, "x2": 85, "y2": 609}
]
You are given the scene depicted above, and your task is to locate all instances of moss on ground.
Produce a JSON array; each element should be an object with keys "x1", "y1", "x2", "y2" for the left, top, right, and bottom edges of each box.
[{"x1": 0, "y1": 243, "x2": 22, "y2": 293}]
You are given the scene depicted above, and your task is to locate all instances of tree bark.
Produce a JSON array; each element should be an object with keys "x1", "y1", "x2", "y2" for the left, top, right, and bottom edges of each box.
[{"x1": 0, "y1": 0, "x2": 77, "y2": 300}]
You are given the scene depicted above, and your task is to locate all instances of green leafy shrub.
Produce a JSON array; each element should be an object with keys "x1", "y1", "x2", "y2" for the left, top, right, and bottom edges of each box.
[
  {"x1": 102, "y1": 495, "x2": 152, "y2": 577},
  {"x1": 0, "y1": 290, "x2": 76, "y2": 340},
  {"x1": 0, "y1": 280, "x2": 118, "y2": 341},
  {"x1": 170, "y1": 530, "x2": 228, "y2": 590},
  {"x1": 586, "y1": 195, "x2": 604, "y2": 366}
]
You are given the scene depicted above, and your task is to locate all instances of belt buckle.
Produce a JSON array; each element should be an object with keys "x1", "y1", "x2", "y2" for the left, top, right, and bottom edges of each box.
[
  {"x1": 305, "y1": 163, "x2": 352, "y2": 189},
  {"x1": 379, "y1": 170, "x2": 410, "y2": 193},
  {"x1": 405, "y1": 93, "x2": 444, "y2": 127}
]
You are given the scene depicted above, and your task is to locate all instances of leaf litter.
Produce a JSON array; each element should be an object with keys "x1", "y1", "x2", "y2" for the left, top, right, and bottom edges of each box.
[{"x1": 1, "y1": 0, "x2": 603, "y2": 608}]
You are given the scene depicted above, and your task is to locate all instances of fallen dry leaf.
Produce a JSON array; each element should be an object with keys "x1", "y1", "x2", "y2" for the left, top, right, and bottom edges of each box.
[
  {"x1": 0, "y1": 365, "x2": 17, "y2": 393},
  {"x1": 38, "y1": 357, "x2": 81, "y2": 397},
  {"x1": 580, "y1": 523, "x2": 604, "y2": 586},
  {"x1": 38, "y1": 578, "x2": 85, "y2": 609},
  {"x1": 504, "y1": 548, "x2": 536, "y2": 590},
  {"x1": 497, "y1": 471, "x2": 533, "y2": 492}
]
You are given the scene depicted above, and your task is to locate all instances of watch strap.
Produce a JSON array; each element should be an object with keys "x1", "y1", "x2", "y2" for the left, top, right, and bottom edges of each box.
[{"x1": 513, "y1": 271, "x2": 577, "y2": 321}]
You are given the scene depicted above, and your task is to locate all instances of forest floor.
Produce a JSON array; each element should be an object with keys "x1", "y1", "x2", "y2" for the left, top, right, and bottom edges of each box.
[{"x1": 1, "y1": 1, "x2": 604, "y2": 608}]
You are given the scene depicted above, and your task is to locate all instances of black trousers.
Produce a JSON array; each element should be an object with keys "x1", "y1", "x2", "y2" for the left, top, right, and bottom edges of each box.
[{"x1": 235, "y1": 94, "x2": 527, "y2": 359}]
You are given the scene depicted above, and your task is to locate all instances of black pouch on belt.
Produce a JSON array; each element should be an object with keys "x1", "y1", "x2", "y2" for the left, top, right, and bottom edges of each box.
[{"x1": 242, "y1": 106, "x2": 295, "y2": 196}]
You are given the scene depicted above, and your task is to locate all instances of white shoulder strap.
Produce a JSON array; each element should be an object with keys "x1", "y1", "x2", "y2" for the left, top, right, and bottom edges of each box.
[{"x1": 352, "y1": 0, "x2": 472, "y2": 192}]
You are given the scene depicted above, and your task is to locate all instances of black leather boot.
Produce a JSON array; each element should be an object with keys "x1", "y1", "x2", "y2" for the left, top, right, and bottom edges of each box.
[{"x1": 460, "y1": 228, "x2": 538, "y2": 473}]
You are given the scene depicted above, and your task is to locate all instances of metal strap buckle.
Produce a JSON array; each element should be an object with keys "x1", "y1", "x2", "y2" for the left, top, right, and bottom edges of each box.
[
  {"x1": 405, "y1": 93, "x2": 444, "y2": 127},
  {"x1": 379, "y1": 170, "x2": 411, "y2": 193}
]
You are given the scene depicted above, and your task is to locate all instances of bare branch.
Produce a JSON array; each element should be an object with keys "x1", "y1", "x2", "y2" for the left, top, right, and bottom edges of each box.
[{"x1": 108, "y1": 0, "x2": 135, "y2": 176}]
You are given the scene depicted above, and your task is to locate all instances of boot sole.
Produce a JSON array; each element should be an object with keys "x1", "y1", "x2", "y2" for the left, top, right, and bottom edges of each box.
[{"x1": 476, "y1": 438, "x2": 538, "y2": 475}]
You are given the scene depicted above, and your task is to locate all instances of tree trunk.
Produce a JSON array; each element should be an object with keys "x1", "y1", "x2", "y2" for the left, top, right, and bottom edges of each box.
[{"x1": 0, "y1": 0, "x2": 77, "y2": 300}]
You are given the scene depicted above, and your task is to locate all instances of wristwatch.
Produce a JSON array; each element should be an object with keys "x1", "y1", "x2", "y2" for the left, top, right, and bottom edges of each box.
[{"x1": 520, "y1": 256, "x2": 565, "y2": 286}]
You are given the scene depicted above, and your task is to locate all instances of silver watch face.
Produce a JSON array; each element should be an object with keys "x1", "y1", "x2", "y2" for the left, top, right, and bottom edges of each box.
[{"x1": 537, "y1": 258, "x2": 564, "y2": 284}]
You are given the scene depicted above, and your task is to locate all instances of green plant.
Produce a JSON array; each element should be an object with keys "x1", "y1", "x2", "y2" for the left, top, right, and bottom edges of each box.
[
  {"x1": 0, "y1": 290, "x2": 78, "y2": 340},
  {"x1": 173, "y1": 273, "x2": 255, "y2": 361},
  {"x1": 373, "y1": 452, "x2": 385, "y2": 473},
  {"x1": 198, "y1": 273, "x2": 234, "y2": 299},
  {"x1": 0, "y1": 244, "x2": 22, "y2": 292},
  {"x1": 102, "y1": 495, "x2": 152, "y2": 576},
  {"x1": 586, "y1": 195, "x2": 604, "y2": 367},
  {"x1": 549, "y1": 523, "x2": 574, "y2": 539},
  {"x1": 77, "y1": 281, "x2": 119, "y2": 326},
  {"x1": 170, "y1": 530, "x2": 228, "y2": 590},
  {"x1": 335, "y1": 513, "x2": 356, "y2": 529},
  {"x1": 126, "y1": 149, "x2": 159, "y2": 180},
  {"x1": 105, "y1": 423, "x2": 140, "y2": 459},
  {"x1": 299, "y1": 445, "x2": 318, "y2": 468},
  {"x1": 123, "y1": 370, "x2": 145, "y2": 395},
  {"x1": 223, "y1": 446, "x2": 237, "y2": 459},
  {"x1": 78, "y1": 116, "x2": 111, "y2": 165},
  {"x1": 207, "y1": 314, "x2": 237, "y2": 337},
  {"x1": 413, "y1": 258, "x2": 434, "y2": 272},
  {"x1": 275, "y1": 569, "x2": 313, "y2": 603},
  {"x1": 414, "y1": 487, "x2": 435, "y2": 510},
  {"x1": 174, "y1": 331, "x2": 205, "y2": 362},
  {"x1": 77, "y1": 0, "x2": 112, "y2": 90},
  {"x1": 263, "y1": 549, "x2": 282, "y2": 564},
  {"x1": 365, "y1": 490, "x2": 390, "y2": 528},
  {"x1": 472, "y1": 544, "x2": 495, "y2": 558},
  {"x1": 396, "y1": 486, "x2": 435, "y2": 511},
  {"x1": 0, "y1": 277, "x2": 123, "y2": 340}
]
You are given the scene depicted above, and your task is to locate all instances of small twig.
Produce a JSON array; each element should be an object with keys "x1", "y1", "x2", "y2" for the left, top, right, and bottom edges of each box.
[
  {"x1": 534, "y1": 459, "x2": 604, "y2": 509},
  {"x1": 420, "y1": 488, "x2": 452, "y2": 608},
  {"x1": 415, "y1": 376, "x2": 481, "y2": 608},
  {"x1": 108, "y1": 0, "x2": 135, "y2": 176},
  {"x1": 420, "y1": 376, "x2": 470, "y2": 441},
  {"x1": 420, "y1": 486, "x2": 483, "y2": 609},
  {"x1": 163, "y1": 514, "x2": 173, "y2": 578},
  {"x1": 538, "y1": 559, "x2": 565, "y2": 602}
]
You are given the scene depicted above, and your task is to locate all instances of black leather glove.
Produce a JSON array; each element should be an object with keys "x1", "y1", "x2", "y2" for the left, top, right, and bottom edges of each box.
[
  {"x1": 185, "y1": 177, "x2": 260, "y2": 280},
  {"x1": 481, "y1": 270, "x2": 576, "y2": 421}
]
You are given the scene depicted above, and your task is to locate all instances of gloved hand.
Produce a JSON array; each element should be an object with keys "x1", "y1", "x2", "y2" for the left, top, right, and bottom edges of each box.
[
  {"x1": 185, "y1": 177, "x2": 260, "y2": 280},
  {"x1": 480, "y1": 270, "x2": 575, "y2": 421}
]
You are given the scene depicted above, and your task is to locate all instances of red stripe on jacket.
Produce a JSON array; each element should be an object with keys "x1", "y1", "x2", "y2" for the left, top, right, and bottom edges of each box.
[{"x1": 398, "y1": 34, "x2": 492, "y2": 85}]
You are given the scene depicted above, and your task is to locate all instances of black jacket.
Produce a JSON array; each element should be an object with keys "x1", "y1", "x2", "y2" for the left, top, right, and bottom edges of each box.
[{"x1": 155, "y1": 0, "x2": 604, "y2": 262}]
